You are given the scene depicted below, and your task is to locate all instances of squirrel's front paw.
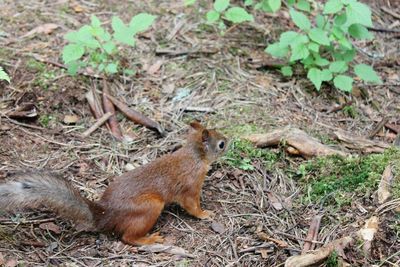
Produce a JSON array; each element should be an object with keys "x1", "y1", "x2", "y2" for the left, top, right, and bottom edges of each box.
[{"x1": 197, "y1": 210, "x2": 215, "y2": 220}]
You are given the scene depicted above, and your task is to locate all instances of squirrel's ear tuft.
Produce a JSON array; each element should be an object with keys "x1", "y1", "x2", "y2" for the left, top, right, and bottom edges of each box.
[
  {"x1": 201, "y1": 129, "x2": 209, "y2": 142},
  {"x1": 190, "y1": 120, "x2": 204, "y2": 130}
]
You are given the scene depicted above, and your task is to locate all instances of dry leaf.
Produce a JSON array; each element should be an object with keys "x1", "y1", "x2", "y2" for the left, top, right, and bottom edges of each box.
[
  {"x1": 211, "y1": 221, "x2": 225, "y2": 234},
  {"x1": 358, "y1": 216, "x2": 379, "y2": 242},
  {"x1": 63, "y1": 114, "x2": 80, "y2": 124},
  {"x1": 147, "y1": 59, "x2": 164, "y2": 75},
  {"x1": 5, "y1": 259, "x2": 18, "y2": 267},
  {"x1": 39, "y1": 222, "x2": 61, "y2": 234},
  {"x1": 266, "y1": 192, "x2": 283, "y2": 210},
  {"x1": 72, "y1": 4, "x2": 85, "y2": 13},
  {"x1": 21, "y1": 23, "x2": 59, "y2": 38},
  {"x1": 258, "y1": 248, "x2": 269, "y2": 259}
]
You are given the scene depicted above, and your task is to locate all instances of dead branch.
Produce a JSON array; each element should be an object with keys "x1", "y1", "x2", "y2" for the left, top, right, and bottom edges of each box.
[
  {"x1": 102, "y1": 80, "x2": 123, "y2": 140},
  {"x1": 302, "y1": 214, "x2": 323, "y2": 252},
  {"x1": 85, "y1": 89, "x2": 104, "y2": 119},
  {"x1": 334, "y1": 130, "x2": 390, "y2": 153},
  {"x1": 368, "y1": 117, "x2": 389, "y2": 138},
  {"x1": 105, "y1": 94, "x2": 165, "y2": 136},
  {"x1": 82, "y1": 112, "x2": 112, "y2": 138},
  {"x1": 245, "y1": 127, "x2": 347, "y2": 158},
  {"x1": 285, "y1": 236, "x2": 353, "y2": 267}
]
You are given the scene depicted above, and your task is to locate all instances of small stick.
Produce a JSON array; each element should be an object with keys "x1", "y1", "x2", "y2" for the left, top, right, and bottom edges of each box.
[
  {"x1": 182, "y1": 106, "x2": 215, "y2": 113},
  {"x1": 368, "y1": 117, "x2": 389, "y2": 138},
  {"x1": 105, "y1": 94, "x2": 165, "y2": 136},
  {"x1": 102, "y1": 79, "x2": 123, "y2": 140},
  {"x1": 82, "y1": 112, "x2": 112, "y2": 138}
]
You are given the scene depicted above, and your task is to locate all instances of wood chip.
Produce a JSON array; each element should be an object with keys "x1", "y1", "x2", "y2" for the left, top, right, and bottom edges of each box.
[
  {"x1": 211, "y1": 221, "x2": 225, "y2": 234},
  {"x1": 39, "y1": 222, "x2": 61, "y2": 234},
  {"x1": 377, "y1": 165, "x2": 393, "y2": 204}
]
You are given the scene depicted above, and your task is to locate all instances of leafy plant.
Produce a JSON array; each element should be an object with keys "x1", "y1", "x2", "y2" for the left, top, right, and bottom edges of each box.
[
  {"x1": 265, "y1": 0, "x2": 382, "y2": 92},
  {"x1": 62, "y1": 14, "x2": 156, "y2": 76},
  {"x1": 0, "y1": 66, "x2": 10, "y2": 83},
  {"x1": 204, "y1": 0, "x2": 254, "y2": 30}
]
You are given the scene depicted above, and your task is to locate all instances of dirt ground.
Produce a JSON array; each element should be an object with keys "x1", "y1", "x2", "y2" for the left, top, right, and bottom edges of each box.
[{"x1": 0, "y1": 0, "x2": 399, "y2": 266}]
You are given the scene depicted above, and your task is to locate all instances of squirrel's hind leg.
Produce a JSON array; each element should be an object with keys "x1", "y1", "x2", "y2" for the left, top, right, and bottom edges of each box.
[{"x1": 120, "y1": 194, "x2": 165, "y2": 245}]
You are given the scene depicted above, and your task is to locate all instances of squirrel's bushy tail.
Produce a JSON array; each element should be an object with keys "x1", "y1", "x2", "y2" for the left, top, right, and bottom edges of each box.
[{"x1": 0, "y1": 172, "x2": 97, "y2": 230}]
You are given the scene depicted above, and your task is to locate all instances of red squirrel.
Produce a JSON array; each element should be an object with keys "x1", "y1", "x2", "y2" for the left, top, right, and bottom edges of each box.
[{"x1": 0, "y1": 121, "x2": 228, "y2": 245}]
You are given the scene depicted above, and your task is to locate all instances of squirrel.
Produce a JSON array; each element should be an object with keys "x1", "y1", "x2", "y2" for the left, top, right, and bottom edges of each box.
[{"x1": 0, "y1": 121, "x2": 228, "y2": 245}]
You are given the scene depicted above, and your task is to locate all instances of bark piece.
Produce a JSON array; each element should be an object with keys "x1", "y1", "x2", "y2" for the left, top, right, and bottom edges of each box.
[
  {"x1": 357, "y1": 216, "x2": 379, "y2": 258},
  {"x1": 377, "y1": 165, "x2": 394, "y2": 204},
  {"x1": 302, "y1": 214, "x2": 323, "y2": 252},
  {"x1": 245, "y1": 127, "x2": 347, "y2": 158},
  {"x1": 334, "y1": 130, "x2": 390, "y2": 153},
  {"x1": 82, "y1": 112, "x2": 113, "y2": 138}
]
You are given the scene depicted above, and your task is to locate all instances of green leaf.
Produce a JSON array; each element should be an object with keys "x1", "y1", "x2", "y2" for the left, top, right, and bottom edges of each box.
[
  {"x1": 62, "y1": 44, "x2": 85, "y2": 64},
  {"x1": 308, "y1": 28, "x2": 330, "y2": 45},
  {"x1": 321, "y1": 69, "x2": 333, "y2": 81},
  {"x1": 206, "y1": 10, "x2": 220, "y2": 22},
  {"x1": 268, "y1": 0, "x2": 281, "y2": 13},
  {"x1": 323, "y1": 0, "x2": 343, "y2": 14},
  {"x1": 214, "y1": 0, "x2": 230, "y2": 12},
  {"x1": 265, "y1": 42, "x2": 289, "y2": 58},
  {"x1": 244, "y1": 0, "x2": 253, "y2": 6},
  {"x1": 345, "y1": 2, "x2": 372, "y2": 27},
  {"x1": 333, "y1": 49, "x2": 355, "y2": 62},
  {"x1": 329, "y1": 61, "x2": 348, "y2": 73},
  {"x1": 307, "y1": 68, "x2": 322, "y2": 90},
  {"x1": 290, "y1": 43, "x2": 309, "y2": 61},
  {"x1": 184, "y1": 0, "x2": 196, "y2": 6},
  {"x1": 0, "y1": 66, "x2": 10, "y2": 83},
  {"x1": 112, "y1": 17, "x2": 135, "y2": 46},
  {"x1": 129, "y1": 13, "x2": 156, "y2": 34},
  {"x1": 302, "y1": 55, "x2": 315, "y2": 66},
  {"x1": 348, "y1": 24, "x2": 373, "y2": 39},
  {"x1": 314, "y1": 54, "x2": 329, "y2": 66},
  {"x1": 103, "y1": 41, "x2": 116, "y2": 54},
  {"x1": 289, "y1": 8, "x2": 311, "y2": 31},
  {"x1": 316, "y1": 14, "x2": 325, "y2": 29},
  {"x1": 280, "y1": 31, "x2": 308, "y2": 47},
  {"x1": 224, "y1": 7, "x2": 254, "y2": 23},
  {"x1": 338, "y1": 36, "x2": 352, "y2": 50},
  {"x1": 124, "y1": 69, "x2": 136, "y2": 75},
  {"x1": 334, "y1": 75, "x2": 353, "y2": 92},
  {"x1": 91, "y1": 15, "x2": 101, "y2": 27},
  {"x1": 308, "y1": 42, "x2": 319, "y2": 53},
  {"x1": 105, "y1": 63, "x2": 118, "y2": 74},
  {"x1": 334, "y1": 13, "x2": 347, "y2": 25},
  {"x1": 281, "y1": 66, "x2": 293, "y2": 76},
  {"x1": 354, "y1": 64, "x2": 382, "y2": 84},
  {"x1": 64, "y1": 31, "x2": 79, "y2": 43},
  {"x1": 66, "y1": 61, "x2": 80, "y2": 75},
  {"x1": 296, "y1": 0, "x2": 310, "y2": 12}
]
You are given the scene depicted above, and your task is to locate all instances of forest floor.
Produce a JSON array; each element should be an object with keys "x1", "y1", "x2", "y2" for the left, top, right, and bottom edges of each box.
[{"x1": 0, "y1": 0, "x2": 399, "y2": 266}]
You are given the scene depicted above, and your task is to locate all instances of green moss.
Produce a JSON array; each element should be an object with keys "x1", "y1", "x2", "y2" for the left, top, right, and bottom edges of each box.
[
  {"x1": 222, "y1": 123, "x2": 263, "y2": 136},
  {"x1": 299, "y1": 148, "x2": 400, "y2": 206},
  {"x1": 38, "y1": 114, "x2": 55, "y2": 128},
  {"x1": 223, "y1": 139, "x2": 279, "y2": 171}
]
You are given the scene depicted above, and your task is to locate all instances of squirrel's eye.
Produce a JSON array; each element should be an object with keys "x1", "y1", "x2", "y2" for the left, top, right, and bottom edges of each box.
[{"x1": 218, "y1": 141, "x2": 225, "y2": 149}]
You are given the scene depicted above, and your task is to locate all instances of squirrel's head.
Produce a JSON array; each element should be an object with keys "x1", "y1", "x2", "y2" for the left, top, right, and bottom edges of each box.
[{"x1": 189, "y1": 121, "x2": 228, "y2": 162}]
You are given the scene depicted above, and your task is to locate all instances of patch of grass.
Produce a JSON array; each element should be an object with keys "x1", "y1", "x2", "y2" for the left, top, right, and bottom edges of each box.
[
  {"x1": 223, "y1": 139, "x2": 279, "y2": 171},
  {"x1": 222, "y1": 123, "x2": 263, "y2": 136},
  {"x1": 26, "y1": 58, "x2": 46, "y2": 72},
  {"x1": 26, "y1": 59, "x2": 58, "y2": 90},
  {"x1": 326, "y1": 251, "x2": 339, "y2": 267},
  {"x1": 342, "y1": 105, "x2": 357, "y2": 118},
  {"x1": 298, "y1": 148, "x2": 400, "y2": 207},
  {"x1": 38, "y1": 114, "x2": 55, "y2": 128}
]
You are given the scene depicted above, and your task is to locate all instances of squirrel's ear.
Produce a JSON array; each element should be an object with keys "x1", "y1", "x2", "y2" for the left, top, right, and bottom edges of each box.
[
  {"x1": 190, "y1": 121, "x2": 204, "y2": 131},
  {"x1": 201, "y1": 129, "x2": 209, "y2": 142}
]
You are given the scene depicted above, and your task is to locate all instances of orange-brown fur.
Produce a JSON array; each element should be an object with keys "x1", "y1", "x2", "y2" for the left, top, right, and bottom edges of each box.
[{"x1": 0, "y1": 121, "x2": 228, "y2": 245}]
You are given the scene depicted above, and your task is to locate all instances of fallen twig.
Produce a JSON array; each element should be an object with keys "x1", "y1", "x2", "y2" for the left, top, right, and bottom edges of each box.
[
  {"x1": 138, "y1": 244, "x2": 195, "y2": 258},
  {"x1": 82, "y1": 112, "x2": 112, "y2": 138},
  {"x1": 285, "y1": 236, "x2": 353, "y2": 267},
  {"x1": 182, "y1": 106, "x2": 215, "y2": 113},
  {"x1": 368, "y1": 117, "x2": 389, "y2": 138},
  {"x1": 102, "y1": 80, "x2": 123, "y2": 140},
  {"x1": 334, "y1": 130, "x2": 390, "y2": 153},
  {"x1": 105, "y1": 94, "x2": 165, "y2": 136},
  {"x1": 245, "y1": 127, "x2": 347, "y2": 158}
]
